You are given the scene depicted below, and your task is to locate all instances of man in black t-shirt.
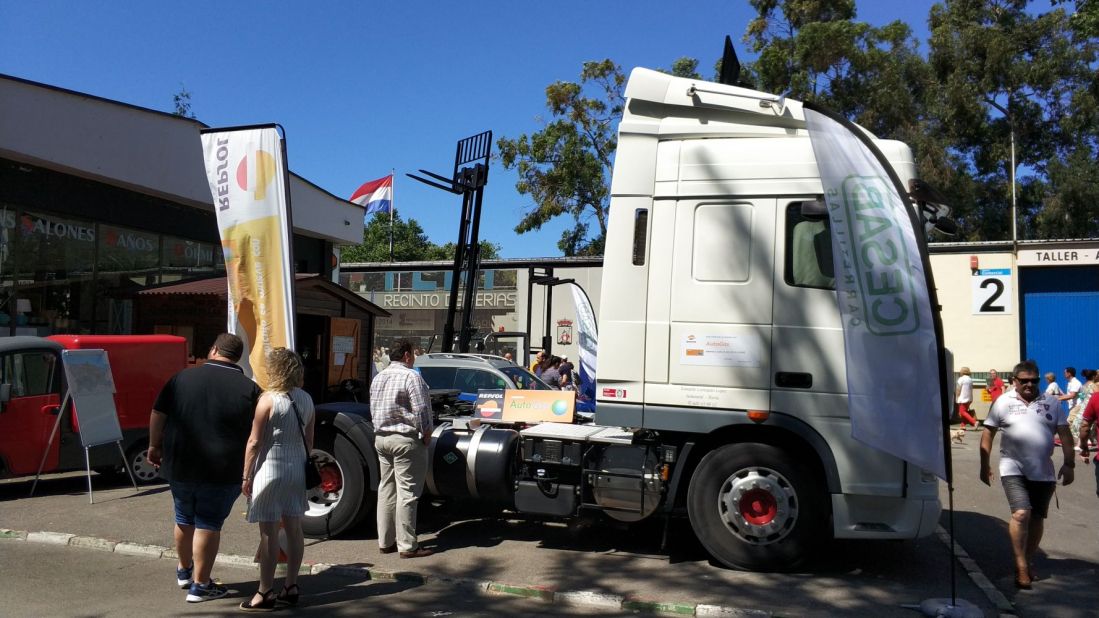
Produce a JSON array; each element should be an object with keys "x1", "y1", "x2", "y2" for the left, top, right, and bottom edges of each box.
[{"x1": 148, "y1": 333, "x2": 262, "y2": 603}]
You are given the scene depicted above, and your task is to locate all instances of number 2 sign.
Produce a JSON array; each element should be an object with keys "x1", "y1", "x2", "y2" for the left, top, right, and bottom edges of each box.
[{"x1": 972, "y1": 268, "x2": 1012, "y2": 314}]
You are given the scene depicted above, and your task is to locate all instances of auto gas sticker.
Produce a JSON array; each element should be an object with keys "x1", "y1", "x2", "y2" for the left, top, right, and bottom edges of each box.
[{"x1": 679, "y1": 333, "x2": 761, "y2": 368}]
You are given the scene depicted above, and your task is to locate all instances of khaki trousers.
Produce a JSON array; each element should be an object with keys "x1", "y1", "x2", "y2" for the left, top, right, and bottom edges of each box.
[{"x1": 374, "y1": 433, "x2": 428, "y2": 552}]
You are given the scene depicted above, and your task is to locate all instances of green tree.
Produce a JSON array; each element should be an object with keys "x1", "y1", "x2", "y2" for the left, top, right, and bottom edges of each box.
[
  {"x1": 928, "y1": 0, "x2": 1098, "y2": 239},
  {"x1": 341, "y1": 211, "x2": 499, "y2": 262},
  {"x1": 172, "y1": 85, "x2": 195, "y2": 119},
  {"x1": 497, "y1": 60, "x2": 625, "y2": 256}
]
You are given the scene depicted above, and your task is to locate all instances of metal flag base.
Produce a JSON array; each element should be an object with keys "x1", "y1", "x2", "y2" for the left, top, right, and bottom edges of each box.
[{"x1": 915, "y1": 598, "x2": 983, "y2": 617}]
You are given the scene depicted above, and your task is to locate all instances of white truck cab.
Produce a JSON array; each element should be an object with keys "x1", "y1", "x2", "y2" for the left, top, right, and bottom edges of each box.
[
  {"x1": 593, "y1": 68, "x2": 940, "y2": 568},
  {"x1": 309, "y1": 67, "x2": 944, "y2": 573}
]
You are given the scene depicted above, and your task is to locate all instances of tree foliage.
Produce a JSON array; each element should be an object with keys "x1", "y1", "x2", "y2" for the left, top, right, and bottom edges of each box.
[
  {"x1": 172, "y1": 86, "x2": 196, "y2": 119},
  {"x1": 496, "y1": 60, "x2": 625, "y2": 256},
  {"x1": 498, "y1": 1, "x2": 1097, "y2": 249},
  {"x1": 928, "y1": 0, "x2": 1098, "y2": 239},
  {"x1": 692, "y1": 0, "x2": 1098, "y2": 241},
  {"x1": 341, "y1": 211, "x2": 499, "y2": 263}
]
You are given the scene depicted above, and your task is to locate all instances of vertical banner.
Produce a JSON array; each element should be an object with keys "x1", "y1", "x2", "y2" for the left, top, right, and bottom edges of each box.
[
  {"x1": 570, "y1": 284, "x2": 598, "y2": 403},
  {"x1": 804, "y1": 107, "x2": 947, "y2": 480},
  {"x1": 200, "y1": 126, "x2": 296, "y2": 388}
]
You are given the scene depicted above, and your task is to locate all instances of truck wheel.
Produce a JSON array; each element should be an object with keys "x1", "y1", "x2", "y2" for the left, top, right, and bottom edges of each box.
[
  {"x1": 687, "y1": 442, "x2": 827, "y2": 571},
  {"x1": 302, "y1": 431, "x2": 373, "y2": 538}
]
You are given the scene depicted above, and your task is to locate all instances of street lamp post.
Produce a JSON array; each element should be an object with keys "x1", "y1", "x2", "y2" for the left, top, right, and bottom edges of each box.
[{"x1": 985, "y1": 97, "x2": 1018, "y2": 250}]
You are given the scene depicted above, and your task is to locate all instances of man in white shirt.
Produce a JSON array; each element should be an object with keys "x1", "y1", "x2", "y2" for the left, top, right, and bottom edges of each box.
[
  {"x1": 980, "y1": 360, "x2": 1075, "y2": 590},
  {"x1": 1060, "y1": 366, "x2": 1082, "y2": 411}
]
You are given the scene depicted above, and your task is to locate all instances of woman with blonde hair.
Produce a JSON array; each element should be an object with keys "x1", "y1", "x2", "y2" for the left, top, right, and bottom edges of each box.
[{"x1": 240, "y1": 348, "x2": 315, "y2": 611}]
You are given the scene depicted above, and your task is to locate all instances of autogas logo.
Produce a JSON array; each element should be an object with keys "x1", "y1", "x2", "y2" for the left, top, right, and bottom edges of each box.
[
  {"x1": 838, "y1": 176, "x2": 919, "y2": 336},
  {"x1": 236, "y1": 149, "x2": 277, "y2": 201}
]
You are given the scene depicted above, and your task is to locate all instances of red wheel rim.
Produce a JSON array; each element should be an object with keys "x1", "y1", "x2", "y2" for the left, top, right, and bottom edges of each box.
[
  {"x1": 738, "y1": 488, "x2": 778, "y2": 526},
  {"x1": 319, "y1": 463, "x2": 342, "y2": 493}
]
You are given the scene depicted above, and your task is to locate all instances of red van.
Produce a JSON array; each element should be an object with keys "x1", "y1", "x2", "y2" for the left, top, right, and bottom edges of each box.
[{"x1": 0, "y1": 335, "x2": 186, "y2": 482}]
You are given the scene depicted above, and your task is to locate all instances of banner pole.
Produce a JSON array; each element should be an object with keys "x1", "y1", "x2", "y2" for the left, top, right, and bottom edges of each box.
[
  {"x1": 389, "y1": 169, "x2": 395, "y2": 262},
  {"x1": 276, "y1": 125, "x2": 297, "y2": 352}
]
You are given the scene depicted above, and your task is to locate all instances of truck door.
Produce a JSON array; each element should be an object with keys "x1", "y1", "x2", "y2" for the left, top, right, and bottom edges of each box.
[
  {"x1": 0, "y1": 349, "x2": 62, "y2": 476},
  {"x1": 651, "y1": 194, "x2": 775, "y2": 413}
]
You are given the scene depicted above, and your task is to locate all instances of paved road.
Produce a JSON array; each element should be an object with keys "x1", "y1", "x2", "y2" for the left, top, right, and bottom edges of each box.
[
  {"x1": 0, "y1": 541, "x2": 613, "y2": 616},
  {"x1": 1, "y1": 469, "x2": 996, "y2": 616},
  {"x1": 942, "y1": 433, "x2": 1098, "y2": 618},
  {"x1": 22, "y1": 430, "x2": 1099, "y2": 618}
]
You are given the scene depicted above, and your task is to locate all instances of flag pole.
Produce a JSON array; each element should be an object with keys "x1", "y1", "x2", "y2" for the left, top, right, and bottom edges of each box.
[{"x1": 389, "y1": 169, "x2": 395, "y2": 262}]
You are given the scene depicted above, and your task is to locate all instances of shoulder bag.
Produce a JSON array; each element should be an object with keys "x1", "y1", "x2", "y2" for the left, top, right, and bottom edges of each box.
[{"x1": 290, "y1": 396, "x2": 323, "y2": 490}]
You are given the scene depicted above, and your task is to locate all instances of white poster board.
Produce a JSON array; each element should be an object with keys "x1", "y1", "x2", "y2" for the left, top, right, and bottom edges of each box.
[
  {"x1": 61, "y1": 350, "x2": 123, "y2": 448},
  {"x1": 971, "y1": 268, "x2": 1012, "y2": 315}
]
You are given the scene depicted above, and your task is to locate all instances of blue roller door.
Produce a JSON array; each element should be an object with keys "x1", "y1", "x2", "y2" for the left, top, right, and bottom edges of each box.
[{"x1": 1021, "y1": 266, "x2": 1099, "y2": 390}]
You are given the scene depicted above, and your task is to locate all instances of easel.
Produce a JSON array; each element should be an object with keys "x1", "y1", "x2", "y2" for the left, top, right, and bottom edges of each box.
[{"x1": 29, "y1": 351, "x2": 139, "y2": 504}]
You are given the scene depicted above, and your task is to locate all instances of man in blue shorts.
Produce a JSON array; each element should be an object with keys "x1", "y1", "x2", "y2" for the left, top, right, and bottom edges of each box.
[
  {"x1": 979, "y1": 359, "x2": 1075, "y2": 590},
  {"x1": 148, "y1": 333, "x2": 262, "y2": 602}
]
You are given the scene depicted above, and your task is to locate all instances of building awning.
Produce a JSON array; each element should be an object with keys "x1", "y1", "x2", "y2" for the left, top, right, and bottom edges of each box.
[{"x1": 137, "y1": 274, "x2": 389, "y2": 317}]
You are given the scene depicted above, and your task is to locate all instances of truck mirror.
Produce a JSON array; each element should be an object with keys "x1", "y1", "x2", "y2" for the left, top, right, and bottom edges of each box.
[{"x1": 931, "y1": 216, "x2": 958, "y2": 237}]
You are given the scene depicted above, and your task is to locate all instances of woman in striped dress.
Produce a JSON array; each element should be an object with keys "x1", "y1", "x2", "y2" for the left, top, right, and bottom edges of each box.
[{"x1": 240, "y1": 348, "x2": 315, "y2": 611}]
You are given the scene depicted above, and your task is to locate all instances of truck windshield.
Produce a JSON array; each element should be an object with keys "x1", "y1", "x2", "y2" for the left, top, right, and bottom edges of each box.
[{"x1": 500, "y1": 366, "x2": 551, "y2": 390}]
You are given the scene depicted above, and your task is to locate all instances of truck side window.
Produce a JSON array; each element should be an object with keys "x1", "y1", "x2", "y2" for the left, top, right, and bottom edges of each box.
[
  {"x1": 632, "y1": 209, "x2": 648, "y2": 265},
  {"x1": 0, "y1": 352, "x2": 57, "y2": 397},
  {"x1": 785, "y1": 203, "x2": 836, "y2": 290}
]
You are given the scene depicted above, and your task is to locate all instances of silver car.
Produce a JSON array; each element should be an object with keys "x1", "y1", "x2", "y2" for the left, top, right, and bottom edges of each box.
[{"x1": 414, "y1": 353, "x2": 550, "y2": 402}]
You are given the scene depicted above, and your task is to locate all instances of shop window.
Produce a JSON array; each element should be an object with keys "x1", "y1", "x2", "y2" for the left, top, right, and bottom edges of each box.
[
  {"x1": 161, "y1": 235, "x2": 223, "y2": 283},
  {"x1": 1, "y1": 210, "x2": 96, "y2": 334}
]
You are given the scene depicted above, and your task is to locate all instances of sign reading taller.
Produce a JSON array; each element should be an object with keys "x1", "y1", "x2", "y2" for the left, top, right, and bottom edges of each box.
[{"x1": 200, "y1": 125, "x2": 296, "y2": 388}]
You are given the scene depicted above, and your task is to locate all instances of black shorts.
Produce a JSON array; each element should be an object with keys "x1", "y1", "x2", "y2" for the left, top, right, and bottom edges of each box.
[{"x1": 1001, "y1": 476, "x2": 1056, "y2": 519}]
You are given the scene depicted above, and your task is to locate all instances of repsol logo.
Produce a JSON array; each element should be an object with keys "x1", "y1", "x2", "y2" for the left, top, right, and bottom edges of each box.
[
  {"x1": 214, "y1": 137, "x2": 230, "y2": 211},
  {"x1": 837, "y1": 176, "x2": 919, "y2": 336}
]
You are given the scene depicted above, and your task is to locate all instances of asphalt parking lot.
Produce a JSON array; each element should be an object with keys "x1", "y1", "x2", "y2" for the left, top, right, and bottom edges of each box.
[{"x1": 0, "y1": 465, "x2": 1007, "y2": 617}]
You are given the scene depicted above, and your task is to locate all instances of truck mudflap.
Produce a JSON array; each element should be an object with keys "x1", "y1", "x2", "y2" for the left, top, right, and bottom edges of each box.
[{"x1": 831, "y1": 494, "x2": 942, "y2": 539}]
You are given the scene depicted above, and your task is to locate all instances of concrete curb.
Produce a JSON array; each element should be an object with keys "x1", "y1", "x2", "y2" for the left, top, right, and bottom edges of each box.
[
  {"x1": 2, "y1": 528, "x2": 772, "y2": 616},
  {"x1": 936, "y1": 525, "x2": 1015, "y2": 613}
]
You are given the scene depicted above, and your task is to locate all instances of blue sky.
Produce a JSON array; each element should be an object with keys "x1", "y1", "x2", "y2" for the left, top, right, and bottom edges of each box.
[{"x1": 1, "y1": 1, "x2": 941, "y2": 258}]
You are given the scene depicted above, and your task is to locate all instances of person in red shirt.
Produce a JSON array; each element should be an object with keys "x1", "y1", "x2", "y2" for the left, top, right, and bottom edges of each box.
[{"x1": 988, "y1": 369, "x2": 1005, "y2": 404}]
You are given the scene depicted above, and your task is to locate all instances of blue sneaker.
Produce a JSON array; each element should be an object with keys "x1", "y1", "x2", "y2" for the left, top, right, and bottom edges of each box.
[
  {"x1": 186, "y1": 580, "x2": 228, "y2": 603},
  {"x1": 176, "y1": 563, "x2": 193, "y2": 588}
]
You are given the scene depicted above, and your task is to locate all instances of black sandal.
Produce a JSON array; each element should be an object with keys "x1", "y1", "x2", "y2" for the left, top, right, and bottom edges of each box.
[
  {"x1": 276, "y1": 584, "x2": 300, "y2": 606},
  {"x1": 239, "y1": 589, "x2": 277, "y2": 612}
]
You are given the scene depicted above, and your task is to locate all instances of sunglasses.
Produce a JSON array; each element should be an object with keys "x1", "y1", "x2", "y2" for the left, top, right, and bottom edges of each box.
[{"x1": 1015, "y1": 378, "x2": 1039, "y2": 385}]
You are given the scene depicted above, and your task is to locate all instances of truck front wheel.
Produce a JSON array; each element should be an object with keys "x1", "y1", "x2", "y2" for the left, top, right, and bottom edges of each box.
[
  {"x1": 687, "y1": 442, "x2": 828, "y2": 571},
  {"x1": 302, "y1": 431, "x2": 374, "y2": 538}
]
